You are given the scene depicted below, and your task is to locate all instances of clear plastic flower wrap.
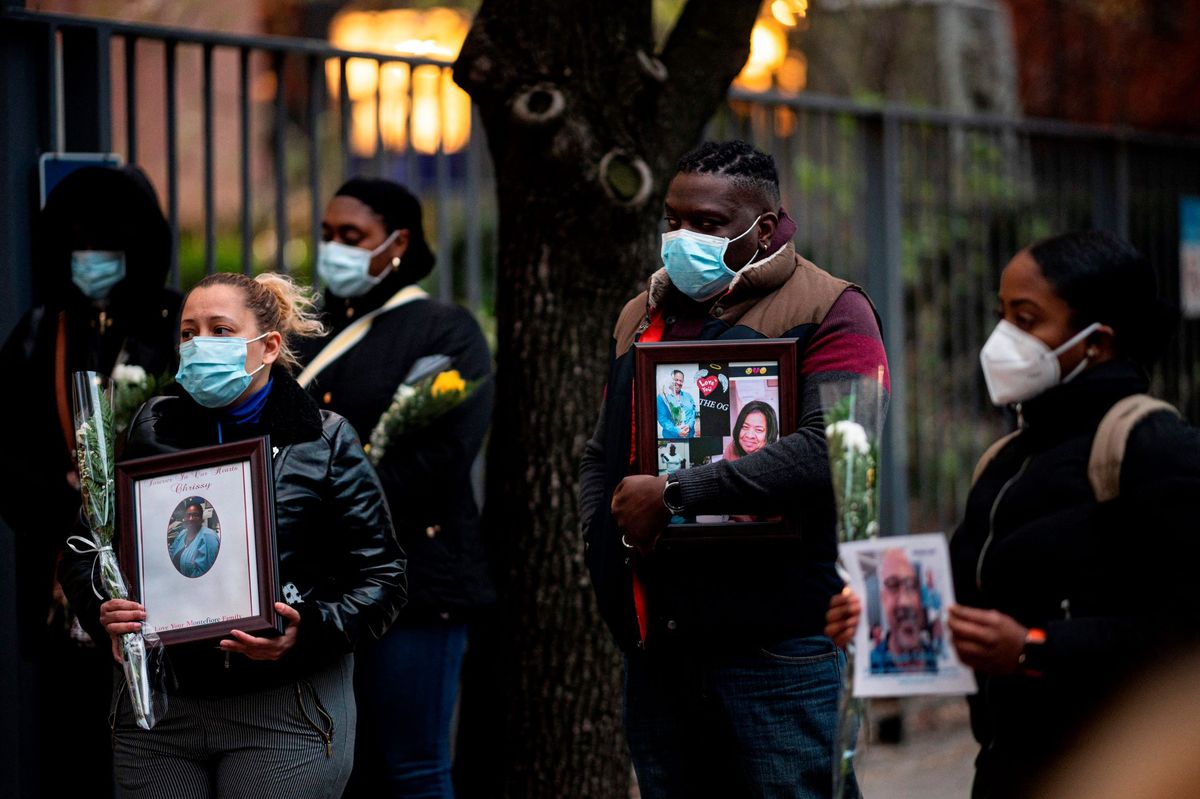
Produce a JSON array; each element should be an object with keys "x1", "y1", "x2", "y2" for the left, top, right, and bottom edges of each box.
[
  {"x1": 68, "y1": 370, "x2": 169, "y2": 730},
  {"x1": 820, "y1": 370, "x2": 887, "y2": 799}
]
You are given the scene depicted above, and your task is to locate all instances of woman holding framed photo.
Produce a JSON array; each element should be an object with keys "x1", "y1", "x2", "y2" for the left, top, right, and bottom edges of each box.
[{"x1": 60, "y1": 272, "x2": 407, "y2": 799}]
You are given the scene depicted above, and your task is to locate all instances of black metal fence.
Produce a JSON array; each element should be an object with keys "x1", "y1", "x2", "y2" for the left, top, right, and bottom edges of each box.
[
  {"x1": 3, "y1": 6, "x2": 1199, "y2": 536},
  {"x1": 0, "y1": 6, "x2": 495, "y2": 314},
  {"x1": 717, "y1": 90, "x2": 1200, "y2": 532}
]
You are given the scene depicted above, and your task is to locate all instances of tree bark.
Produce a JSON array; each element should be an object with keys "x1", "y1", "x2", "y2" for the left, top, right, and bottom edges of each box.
[{"x1": 452, "y1": 3, "x2": 759, "y2": 796}]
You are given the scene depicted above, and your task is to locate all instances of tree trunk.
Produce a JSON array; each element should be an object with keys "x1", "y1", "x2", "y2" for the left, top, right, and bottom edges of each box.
[{"x1": 452, "y1": 3, "x2": 760, "y2": 796}]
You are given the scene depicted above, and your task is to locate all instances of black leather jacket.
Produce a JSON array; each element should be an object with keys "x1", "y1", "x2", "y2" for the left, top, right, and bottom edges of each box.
[{"x1": 60, "y1": 372, "x2": 407, "y2": 696}]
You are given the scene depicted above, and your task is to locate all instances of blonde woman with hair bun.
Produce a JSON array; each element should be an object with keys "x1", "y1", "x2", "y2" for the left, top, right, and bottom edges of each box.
[{"x1": 59, "y1": 269, "x2": 407, "y2": 799}]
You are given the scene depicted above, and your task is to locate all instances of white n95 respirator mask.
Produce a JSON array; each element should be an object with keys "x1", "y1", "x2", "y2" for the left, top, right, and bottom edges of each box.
[{"x1": 979, "y1": 320, "x2": 1100, "y2": 406}]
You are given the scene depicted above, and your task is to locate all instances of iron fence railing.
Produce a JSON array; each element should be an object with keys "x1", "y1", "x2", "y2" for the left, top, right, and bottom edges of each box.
[
  {"x1": 3, "y1": 6, "x2": 1199, "y2": 534},
  {"x1": 3, "y1": 7, "x2": 495, "y2": 313},
  {"x1": 717, "y1": 89, "x2": 1200, "y2": 532}
]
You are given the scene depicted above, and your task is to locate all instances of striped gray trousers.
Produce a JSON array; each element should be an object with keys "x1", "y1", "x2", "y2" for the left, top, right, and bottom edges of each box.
[{"x1": 110, "y1": 655, "x2": 355, "y2": 799}]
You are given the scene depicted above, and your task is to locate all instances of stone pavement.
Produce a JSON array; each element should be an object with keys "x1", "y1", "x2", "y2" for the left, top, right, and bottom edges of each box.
[{"x1": 856, "y1": 696, "x2": 977, "y2": 799}]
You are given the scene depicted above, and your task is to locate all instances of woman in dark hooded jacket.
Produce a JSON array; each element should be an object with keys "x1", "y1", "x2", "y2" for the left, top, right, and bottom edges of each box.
[{"x1": 0, "y1": 164, "x2": 179, "y2": 797}]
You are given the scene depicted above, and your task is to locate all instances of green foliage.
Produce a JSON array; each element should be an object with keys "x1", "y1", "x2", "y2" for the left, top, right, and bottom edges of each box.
[
  {"x1": 75, "y1": 391, "x2": 115, "y2": 547},
  {"x1": 177, "y1": 232, "x2": 246, "y2": 289},
  {"x1": 177, "y1": 232, "x2": 315, "y2": 292},
  {"x1": 848, "y1": 90, "x2": 885, "y2": 108},
  {"x1": 112, "y1": 371, "x2": 175, "y2": 440},
  {"x1": 668, "y1": 401, "x2": 684, "y2": 427},
  {"x1": 824, "y1": 396, "x2": 880, "y2": 542},
  {"x1": 895, "y1": 128, "x2": 1090, "y2": 528},
  {"x1": 366, "y1": 371, "x2": 477, "y2": 465}
]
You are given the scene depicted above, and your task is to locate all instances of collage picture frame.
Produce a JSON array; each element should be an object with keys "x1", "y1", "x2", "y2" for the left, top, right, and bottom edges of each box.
[{"x1": 634, "y1": 338, "x2": 800, "y2": 544}]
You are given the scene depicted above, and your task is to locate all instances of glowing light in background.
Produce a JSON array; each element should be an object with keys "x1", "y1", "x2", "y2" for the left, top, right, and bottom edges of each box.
[
  {"x1": 326, "y1": 8, "x2": 471, "y2": 156},
  {"x1": 734, "y1": 0, "x2": 808, "y2": 95},
  {"x1": 771, "y1": 0, "x2": 808, "y2": 27}
]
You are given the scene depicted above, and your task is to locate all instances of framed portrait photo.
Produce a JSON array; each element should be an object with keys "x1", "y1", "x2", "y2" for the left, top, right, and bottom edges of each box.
[
  {"x1": 634, "y1": 338, "x2": 799, "y2": 543},
  {"x1": 116, "y1": 437, "x2": 281, "y2": 646},
  {"x1": 838, "y1": 533, "x2": 977, "y2": 698}
]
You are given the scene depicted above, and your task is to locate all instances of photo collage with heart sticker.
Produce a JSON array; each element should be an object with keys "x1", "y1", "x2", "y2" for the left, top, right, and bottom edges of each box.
[{"x1": 654, "y1": 360, "x2": 782, "y2": 523}]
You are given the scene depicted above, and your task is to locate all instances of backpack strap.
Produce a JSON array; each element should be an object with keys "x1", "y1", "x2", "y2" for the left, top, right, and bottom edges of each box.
[
  {"x1": 1088, "y1": 394, "x2": 1180, "y2": 503},
  {"x1": 972, "y1": 430, "x2": 1022, "y2": 486}
]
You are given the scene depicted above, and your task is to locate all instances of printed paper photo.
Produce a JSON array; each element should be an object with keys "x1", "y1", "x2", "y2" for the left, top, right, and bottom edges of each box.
[{"x1": 839, "y1": 533, "x2": 977, "y2": 697}]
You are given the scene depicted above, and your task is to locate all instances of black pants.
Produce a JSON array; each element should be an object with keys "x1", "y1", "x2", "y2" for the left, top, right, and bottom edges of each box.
[{"x1": 110, "y1": 656, "x2": 355, "y2": 799}]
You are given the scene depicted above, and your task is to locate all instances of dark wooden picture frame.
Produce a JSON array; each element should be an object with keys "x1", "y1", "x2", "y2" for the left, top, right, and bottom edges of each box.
[
  {"x1": 116, "y1": 436, "x2": 280, "y2": 646},
  {"x1": 635, "y1": 339, "x2": 801, "y2": 543}
]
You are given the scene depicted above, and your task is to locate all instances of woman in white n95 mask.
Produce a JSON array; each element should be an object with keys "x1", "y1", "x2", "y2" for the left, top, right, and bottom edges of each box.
[{"x1": 827, "y1": 230, "x2": 1200, "y2": 799}]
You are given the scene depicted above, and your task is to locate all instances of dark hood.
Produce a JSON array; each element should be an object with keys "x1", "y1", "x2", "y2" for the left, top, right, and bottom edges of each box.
[{"x1": 33, "y1": 165, "x2": 172, "y2": 313}]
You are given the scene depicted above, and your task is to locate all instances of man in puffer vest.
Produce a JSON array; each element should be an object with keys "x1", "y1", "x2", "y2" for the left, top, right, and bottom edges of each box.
[{"x1": 579, "y1": 140, "x2": 890, "y2": 798}]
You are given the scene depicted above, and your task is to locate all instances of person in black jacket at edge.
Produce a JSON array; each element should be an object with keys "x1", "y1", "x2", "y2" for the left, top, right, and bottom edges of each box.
[
  {"x1": 60, "y1": 272, "x2": 407, "y2": 799},
  {"x1": 299, "y1": 178, "x2": 494, "y2": 799},
  {"x1": 0, "y1": 165, "x2": 179, "y2": 798},
  {"x1": 827, "y1": 230, "x2": 1200, "y2": 798}
]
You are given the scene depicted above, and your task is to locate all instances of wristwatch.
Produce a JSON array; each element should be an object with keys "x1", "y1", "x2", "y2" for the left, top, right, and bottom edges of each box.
[
  {"x1": 1017, "y1": 627, "x2": 1047, "y2": 677},
  {"x1": 663, "y1": 475, "x2": 685, "y2": 515}
]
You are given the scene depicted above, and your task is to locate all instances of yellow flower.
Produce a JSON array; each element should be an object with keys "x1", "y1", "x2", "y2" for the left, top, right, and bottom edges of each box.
[{"x1": 431, "y1": 369, "x2": 466, "y2": 396}]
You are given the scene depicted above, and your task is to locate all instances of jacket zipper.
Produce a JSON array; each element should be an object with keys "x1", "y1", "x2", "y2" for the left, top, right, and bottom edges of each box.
[
  {"x1": 974, "y1": 453, "x2": 1032, "y2": 753},
  {"x1": 975, "y1": 455, "x2": 1032, "y2": 594},
  {"x1": 976, "y1": 451, "x2": 1031, "y2": 756}
]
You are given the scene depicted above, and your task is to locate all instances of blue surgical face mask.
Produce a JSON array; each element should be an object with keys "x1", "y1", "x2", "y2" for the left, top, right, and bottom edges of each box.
[
  {"x1": 316, "y1": 231, "x2": 400, "y2": 298},
  {"x1": 71, "y1": 250, "x2": 126, "y2": 300},
  {"x1": 660, "y1": 216, "x2": 762, "y2": 302},
  {"x1": 175, "y1": 332, "x2": 270, "y2": 409}
]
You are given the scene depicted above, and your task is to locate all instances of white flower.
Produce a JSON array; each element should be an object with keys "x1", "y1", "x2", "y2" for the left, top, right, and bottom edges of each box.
[
  {"x1": 112, "y1": 364, "x2": 147, "y2": 385},
  {"x1": 826, "y1": 420, "x2": 870, "y2": 455}
]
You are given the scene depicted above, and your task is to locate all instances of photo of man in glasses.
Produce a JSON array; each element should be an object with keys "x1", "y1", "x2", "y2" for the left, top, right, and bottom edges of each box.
[{"x1": 869, "y1": 547, "x2": 939, "y2": 674}]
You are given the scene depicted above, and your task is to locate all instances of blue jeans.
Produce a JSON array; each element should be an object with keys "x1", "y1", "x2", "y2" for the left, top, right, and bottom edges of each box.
[
  {"x1": 343, "y1": 620, "x2": 468, "y2": 799},
  {"x1": 624, "y1": 635, "x2": 858, "y2": 799}
]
